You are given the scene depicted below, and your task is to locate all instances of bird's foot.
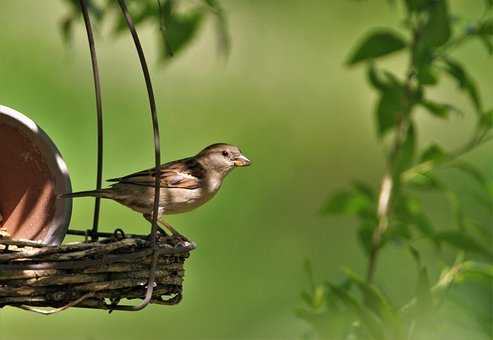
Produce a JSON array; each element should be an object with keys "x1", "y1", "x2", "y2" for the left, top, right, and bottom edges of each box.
[
  {"x1": 160, "y1": 228, "x2": 189, "y2": 248},
  {"x1": 142, "y1": 214, "x2": 191, "y2": 248},
  {"x1": 146, "y1": 227, "x2": 190, "y2": 248},
  {"x1": 159, "y1": 221, "x2": 191, "y2": 247}
]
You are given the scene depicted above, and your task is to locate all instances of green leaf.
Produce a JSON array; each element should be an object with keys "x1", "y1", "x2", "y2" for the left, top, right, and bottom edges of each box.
[
  {"x1": 443, "y1": 58, "x2": 482, "y2": 113},
  {"x1": 451, "y1": 161, "x2": 488, "y2": 187},
  {"x1": 301, "y1": 262, "x2": 328, "y2": 310},
  {"x1": 347, "y1": 30, "x2": 407, "y2": 65},
  {"x1": 60, "y1": 16, "x2": 74, "y2": 45},
  {"x1": 480, "y1": 109, "x2": 493, "y2": 129},
  {"x1": 435, "y1": 231, "x2": 493, "y2": 258},
  {"x1": 451, "y1": 161, "x2": 492, "y2": 207},
  {"x1": 479, "y1": 35, "x2": 493, "y2": 54},
  {"x1": 113, "y1": 2, "x2": 156, "y2": 34},
  {"x1": 466, "y1": 221, "x2": 493, "y2": 246},
  {"x1": 423, "y1": 0, "x2": 451, "y2": 46},
  {"x1": 392, "y1": 123, "x2": 416, "y2": 175},
  {"x1": 414, "y1": 214, "x2": 436, "y2": 238},
  {"x1": 386, "y1": 222, "x2": 413, "y2": 242},
  {"x1": 161, "y1": 8, "x2": 205, "y2": 58},
  {"x1": 444, "y1": 190, "x2": 467, "y2": 228},
  {"x1": 344, "y1": 270, "x2": 396, "y2": 320},
  {"x1": 327, "y1": 282, "x2": 386, "y2": 340},
  {"x1": 416, "y1": 65, "x2": 439, "y2": 85},
  {"x1": 204, "y1": 0, "x2": 231, "y2": 57},
  {"x1": 311, "y1": 285, "x2": 327, "y2": 309},
  {"x1": 353, "y1": 181, "x2": 377, "y2": 201},
  {"x1": 419, "y1": 143, "x2": 447, "y2": 163},
  {"x1": 60, "y1": 0, "x2": 106, "y2": 44},
  {"x1": 323, "y1": 191, "x2": 366, "y2": 215},
  {"x1": 414, "y1": 0, "x2": 451, "y2": 67},
  {"x1": 471, "y1": 13, "x2": 493, "y2": 53},
  {"x1": 375, "y1": 81, "x2": 407, "y2": 136},
  {"x1": 404, "y1": 0, "x2": 432, "y2": 12},
  {"x1": 406, "y1": 172, "x2": 443, "y2": 191},
  {"x1": 60, "y1": 0, "x2": 82, "y2": 44},
  {"x1": 420, "y1": 100, "x2": 459, "y2": 119},
  {"x1": 440, "y1": 263, "x2": 493, "y2": 338},
  {"x1": 367, "y1": 63, "x2": 387, "y2": 91},
  {"x1": 393, "y1": 194, "x2": 436, "y2": 239},
  {"x1": 477, "y1": 19, "x2": 493, "y2": 36},
  {"x1": 301, "y1": 291, "x2": 313, "y2": 306},
  {"x1": 323, "y1": 183, "x2": 375, "y2": 217},
  {"x1": 460, "y1": 261, "x2": 493, "y2": 281}
]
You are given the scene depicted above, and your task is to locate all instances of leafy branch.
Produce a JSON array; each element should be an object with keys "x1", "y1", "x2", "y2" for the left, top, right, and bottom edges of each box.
[
  {"x1": 60, "y1": 0, "x2": 230, "y2": 61},
  {"x1": 299, "y1": 1, "x2": 493, "y2": 339}
]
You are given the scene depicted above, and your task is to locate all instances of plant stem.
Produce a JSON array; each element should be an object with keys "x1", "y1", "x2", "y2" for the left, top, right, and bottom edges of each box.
[
  {"x1": 367, "y1": 172, "x2": 393, "y2": 283},
  {"x1": 366, "y1": 26, "x2": 419, "y2": 284},
  {"x1": 367, "y1": 118, "x2": 410, "y2": 283},
  {"x1": 401, "y1": 127, "x2": 492, "y2": 183}
]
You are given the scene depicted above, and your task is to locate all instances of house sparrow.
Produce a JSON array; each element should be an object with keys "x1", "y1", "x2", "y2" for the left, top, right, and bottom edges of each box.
[{"x1": 60, "y1": 143, "x2": 251, "y2": 238}]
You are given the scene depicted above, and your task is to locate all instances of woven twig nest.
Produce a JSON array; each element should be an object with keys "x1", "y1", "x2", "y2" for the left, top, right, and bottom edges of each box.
[{"x1": 0, "y1": 232, "x2": 195, "y2": 313}]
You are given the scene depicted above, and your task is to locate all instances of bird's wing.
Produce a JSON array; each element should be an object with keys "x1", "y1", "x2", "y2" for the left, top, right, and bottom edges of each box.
[{"x1": 107, "y1": 158, "x2": 204, "y2": 190}]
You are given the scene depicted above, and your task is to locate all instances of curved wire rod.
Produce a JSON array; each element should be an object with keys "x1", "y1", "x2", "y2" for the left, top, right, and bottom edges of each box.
[
  {"x1": 79, "y1": 0, "x2": 104, "y2": 241},
  {"x1": 15, "y1": 292, "x2": 95, "y2": 315},
  {"x1": 115, "y1": 0, "x2": 162, "y2": 311}
]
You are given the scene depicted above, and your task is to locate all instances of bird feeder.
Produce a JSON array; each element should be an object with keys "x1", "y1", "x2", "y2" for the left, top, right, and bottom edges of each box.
[
  {"x1": 0, "y1": 105, "x2": 71, "y2": 245},
  {"x1": 0, "y1": 0, "x2": 195, "y2": 314}
]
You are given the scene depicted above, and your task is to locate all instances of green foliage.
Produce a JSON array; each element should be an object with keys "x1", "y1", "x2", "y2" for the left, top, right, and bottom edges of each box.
[
  {"x1": 375, "y1": 79, "x2": 407, "y2": 136},
  {"x1": 158, "y1": 4, "x2": 204, "y2": 58},
  {"x1": 60, "y1": 0, "x2": 230, "y2": 61},
  {"x1": 442, "y1": 58, "x2": 482, "y2": 113},
  {"x1": 347, "y1": 31, "x2": 407, "y2": 65},
  {"x1": 322, "y1": 182, "x2": 375, "y2": 218},
  {"x1": 419, "y1": 143, "x2": 446, "y2": 163},
  {"x1": 300, "y1": 1, "x2": 493, "y2": 339},
  {"x1": 435, "y1": 231, "x2": 492, "y2": 258},
  {"x1": 420, "y1": 100, "x2": 457, "y2": 119},
  {"x1": 414, "y1": 0, "x2": 451, "y2": 64}
]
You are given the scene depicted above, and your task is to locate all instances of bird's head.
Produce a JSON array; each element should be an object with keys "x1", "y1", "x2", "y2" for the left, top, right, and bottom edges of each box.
[{"x1": 197, "y1": 143, "x2": 251, "y2": 174}]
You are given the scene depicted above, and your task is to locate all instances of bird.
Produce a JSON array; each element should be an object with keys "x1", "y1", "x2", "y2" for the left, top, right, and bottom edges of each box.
[{"x1": 59, "y1": 143, "x2": 251, "y2": 239}]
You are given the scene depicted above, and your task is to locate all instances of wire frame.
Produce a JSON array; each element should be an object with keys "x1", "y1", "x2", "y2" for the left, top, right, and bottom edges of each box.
[{"x1": 65, "y1": 0, "x2": 163, "y2": 311}]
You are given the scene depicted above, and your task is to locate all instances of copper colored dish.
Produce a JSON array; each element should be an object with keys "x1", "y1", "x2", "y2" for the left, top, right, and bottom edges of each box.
[{"x1": 0, "y1": 105, "x2": 72, "y2": 245}]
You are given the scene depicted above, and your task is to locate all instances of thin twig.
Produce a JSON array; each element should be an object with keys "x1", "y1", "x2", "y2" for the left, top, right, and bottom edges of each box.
[
  {"x1": 402, "y1": 130, "x2": 492, "y2": 183},
  {"x1": 367, "y1": 173, "x2": 393, "y2": 282}
]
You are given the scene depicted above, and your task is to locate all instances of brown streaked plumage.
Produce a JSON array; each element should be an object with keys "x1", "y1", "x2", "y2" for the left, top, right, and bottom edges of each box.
[
  {"x1": 107, "y1": 157, "x2": 206, "y2": 189},
  {"x1": 60, "y1": 143, "x2": 251, "y2": 237}
]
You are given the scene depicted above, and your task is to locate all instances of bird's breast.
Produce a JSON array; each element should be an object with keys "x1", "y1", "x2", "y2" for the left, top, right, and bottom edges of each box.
[{"x1": 159, "y1": 186, "x2": 216, "y2": 214}]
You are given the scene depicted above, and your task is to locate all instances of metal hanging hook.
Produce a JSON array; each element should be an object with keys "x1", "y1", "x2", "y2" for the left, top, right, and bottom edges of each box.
[
  {"x1": 111, "y1": 0, "x2": 162, "y2": 311},
  {"x1": 78, "y1": 0, "x2": 104, "y2": 242}
]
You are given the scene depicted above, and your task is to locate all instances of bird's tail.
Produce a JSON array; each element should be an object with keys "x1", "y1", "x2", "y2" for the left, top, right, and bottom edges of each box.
[{"x1": 58, "y1": 189, "x2": 109, "y2": 199}]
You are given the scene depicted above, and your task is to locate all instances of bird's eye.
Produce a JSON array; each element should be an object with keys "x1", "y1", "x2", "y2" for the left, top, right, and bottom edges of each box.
[{"x1": 222, "y1": 151, "x2": 229, "y2": 157}]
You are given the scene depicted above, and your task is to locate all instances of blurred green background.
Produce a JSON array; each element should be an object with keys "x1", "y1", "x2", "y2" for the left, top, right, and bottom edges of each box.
[{"x1": 0, "y1": 1, "x2": 491, "y2": 339}]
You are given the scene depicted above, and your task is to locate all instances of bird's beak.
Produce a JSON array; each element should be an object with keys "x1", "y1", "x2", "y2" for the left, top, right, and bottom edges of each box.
[{"x1": 234, "y1": 154, "x2": 252, "y2": 167}]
